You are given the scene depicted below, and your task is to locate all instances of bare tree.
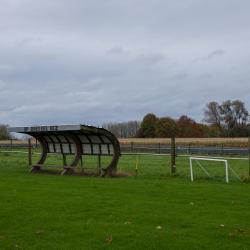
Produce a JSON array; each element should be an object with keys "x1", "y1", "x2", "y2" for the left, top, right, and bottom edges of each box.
[
  {"x1": 102, "y1": 120, "x2": 141, "y2": 138},
  {"x1": 219, "y1": 100, "x2": 233, "y2": 129},
  {"x1": 231, "y1": 100, "x2": 249, "y2": 127},
  {"x1": 0, "y1": 124, "x2": 14, "y2": 139},
  {"x1": 202, "y1": 102, "x2": 223, "y2": 136},
  {"x1": 220, "y1": 100, "x2": 249, "y2": 136},
  {"x1": 202, "y1": 100, "x2": 250, "y2": 137}
]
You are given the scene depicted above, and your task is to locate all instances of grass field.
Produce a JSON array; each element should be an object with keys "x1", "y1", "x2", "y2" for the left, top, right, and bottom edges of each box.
[
  {"x1": 1, "y1": 151, "x2": 250, "y2": 249},
  {"x1": 1, "y1": 148, "x2": 249, "y2": 181}
]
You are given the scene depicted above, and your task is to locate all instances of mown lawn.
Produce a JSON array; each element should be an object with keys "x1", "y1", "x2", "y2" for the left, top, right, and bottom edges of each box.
[{"x1": 0, "y1": 151, "x2": 250, "y2": 249}]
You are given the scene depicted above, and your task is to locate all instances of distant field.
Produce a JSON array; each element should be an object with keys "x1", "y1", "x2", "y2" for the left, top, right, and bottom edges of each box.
[
  {"x1": 119, "y1": 138, "x2": 248, "y2": 143},
  {"x1": 0, "y1": 140, "x2": 29, "y2": 144},
  {"x1": 1, "y1": 137, "x2": 249, "y2": 148},
  {"x1": 118, "y1": 138, "x2": 249, "y2": 147}
]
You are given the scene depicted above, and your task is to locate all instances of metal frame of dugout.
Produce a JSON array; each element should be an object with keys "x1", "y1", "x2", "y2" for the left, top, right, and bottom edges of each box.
[{"x1": 7, "y1": 124, "x2": 121, "y2": 177}]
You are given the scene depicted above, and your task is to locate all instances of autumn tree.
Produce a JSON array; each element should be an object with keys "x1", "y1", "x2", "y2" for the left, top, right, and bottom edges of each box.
[
  {"x1": 209, "y1": 123, "x2": 221, "y2": 137},
  {"x1": 154, "y1": 117, "x2": 181, "y2": 138},
  {"x1": 140, "y1": 113, "x2": 158, "y2": 138},
  {"x1": 197, "y1": 123, "x2": 220, "y2": 137},
  {"x1": 177, "y1": 115, "x2": 202, "y2": 138},
  {"x1": 135, "y1": 127, "x2": 143, "y2": 138}
]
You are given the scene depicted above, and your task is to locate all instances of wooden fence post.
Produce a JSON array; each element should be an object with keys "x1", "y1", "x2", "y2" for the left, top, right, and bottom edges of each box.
[
  {"x1": 171, "y1": 137, "x2": 175, "y2": 173},
  {"x1": 221, "y1": 143, "x2": 223, "y2": 156},
  {"x1": 131, "y1": 142, "x2": 133, "y2": 152},
  {"x1": 28, "y1": 139, "x2": 32, "y2": 166},
  {"x1": 10, "y1": 139, "x2": 12, "y2": 149},
  {"x1": 99, "y1": 155, "x2": 101, "y2": 174},
  {"x1": 158, "y1": 143, "x2": 161, "y2": 154},
  {"x1": 63, "y1": 154, "x2": 67, "y2": 166},
  {"x1": 80, "y1": 155, "x2": 84, "y2": 173},
  {"x1": 188, "y1": 143, "x2": 191, "y2": 155}
]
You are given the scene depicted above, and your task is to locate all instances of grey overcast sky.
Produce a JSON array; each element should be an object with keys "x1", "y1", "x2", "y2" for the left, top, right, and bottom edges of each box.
[{"x1": 1, "y1": 0, "x2": 250, "y2": 128}]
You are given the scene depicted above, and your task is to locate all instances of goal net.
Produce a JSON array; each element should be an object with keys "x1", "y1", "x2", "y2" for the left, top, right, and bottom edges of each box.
[{"x1": 190, "y1": 157, "x2": 240, "y2": 183}]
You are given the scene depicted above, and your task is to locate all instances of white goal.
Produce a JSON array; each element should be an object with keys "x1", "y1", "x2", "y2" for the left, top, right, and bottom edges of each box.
[{"x1": 190, "y1": 157, "x2": 240, "y2": 183}]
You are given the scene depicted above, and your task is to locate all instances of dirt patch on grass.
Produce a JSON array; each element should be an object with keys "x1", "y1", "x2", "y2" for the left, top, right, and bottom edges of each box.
[
  {"x1": 31, "y1": 169, "x2": 134, "y2": 178},
  {"x1": 113, "y1": 171, "x2": 134, "y2": 178}
]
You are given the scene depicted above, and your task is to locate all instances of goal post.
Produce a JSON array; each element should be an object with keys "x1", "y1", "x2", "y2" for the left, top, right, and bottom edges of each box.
[{"x1": 190, "y1": 157, "x2": 229, "y2": 183}]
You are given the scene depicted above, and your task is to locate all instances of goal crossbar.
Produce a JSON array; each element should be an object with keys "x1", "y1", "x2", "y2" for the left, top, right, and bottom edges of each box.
[{"x1": 190, "y1": 157, "x2": 230, "y2": 182}]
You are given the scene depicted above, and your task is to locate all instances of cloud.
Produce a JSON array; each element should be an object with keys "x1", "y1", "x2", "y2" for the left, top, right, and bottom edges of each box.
[
  {"x1": 106, "y1": 46, "x2": 129, "y2": 56},
  {"x1": 18, "y1": 36, "x2": 43, "y2": 46},
  {"x1": 135, "y1": 53, "x2": 164, "y2": 65},
  {"x1": 0, "y1": 80, "x2": 7, "y2": 89},
  {"x1": 203, "y1": 49, "x2": 226, "y2": 60},
  {"x1": 170, "y1": 72, "x2": 187, "y2": 81},
  {"x1": 197, "y1": 73, "x2": 213, "y2": 80},
  {"x1": 0, "y1": 0, "x2": 250, "y2": 128},
  {"x1": 83, "y1": 77, "x2": 104, "y2": 89},
  {"x1": 0, "y1": 65, "x2": 15, "y2": 77}
]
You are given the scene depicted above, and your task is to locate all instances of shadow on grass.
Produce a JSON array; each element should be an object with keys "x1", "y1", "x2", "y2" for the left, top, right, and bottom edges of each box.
[{"x1": 30, "y1": 169, "x2": 134, "y2": 178}]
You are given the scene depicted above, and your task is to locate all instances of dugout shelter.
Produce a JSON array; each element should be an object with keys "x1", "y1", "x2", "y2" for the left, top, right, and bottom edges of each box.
[{"x1": 7, "y1": 124, "x2": 121, "y2": 177}]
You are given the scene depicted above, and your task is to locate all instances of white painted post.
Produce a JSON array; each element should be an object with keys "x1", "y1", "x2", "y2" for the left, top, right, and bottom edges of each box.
[
  {"x1": 190, "y1": 157, "x2": 193, "y2": 181},
  {"x1": 225, "y1": 161, "x2": 229, "y2": 183}
]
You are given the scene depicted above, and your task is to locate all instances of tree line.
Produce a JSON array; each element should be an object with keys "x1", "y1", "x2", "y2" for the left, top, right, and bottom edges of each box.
[
  {"x1": 136, "y1": 100, "x2": 249, "y2": 138},
  {"x1": 1, "y1": 99, "x2": 249, "y2": 140},
  {"x1": 105, "y1": 99, "x2": 249, "y2": 138},
  {"x1": 135, "y1": 113, "x2": 203, "y2": 138},
  {"x1": 101, "y1": 114, "x2": 208, "y2": 138}
]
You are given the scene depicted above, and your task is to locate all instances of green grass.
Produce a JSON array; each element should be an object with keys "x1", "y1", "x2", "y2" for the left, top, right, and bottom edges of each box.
[{"x1": 0, "y1": 151, "x2": 250, "y2": 249}]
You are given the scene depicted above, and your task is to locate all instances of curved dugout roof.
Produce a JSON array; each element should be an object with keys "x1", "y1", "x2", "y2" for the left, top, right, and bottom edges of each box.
[{"x1": 7, "y1": 124, "x2": 120, "y2": 176}]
